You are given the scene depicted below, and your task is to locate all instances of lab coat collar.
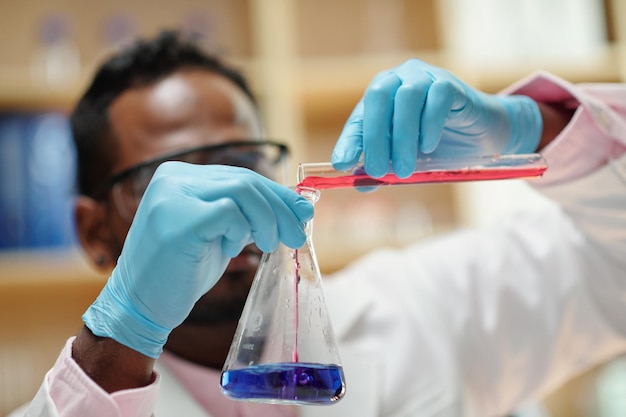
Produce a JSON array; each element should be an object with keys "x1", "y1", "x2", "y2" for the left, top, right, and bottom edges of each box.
[
  {"x1": 154, "y1": 361, "x2": 213, "y2": 417},
  {"x1": 298, "y1": 275, "x2": 382, "y2": 417},
  {"x1": 323, "y1": 274, "x2": 377, "y2": 340}
]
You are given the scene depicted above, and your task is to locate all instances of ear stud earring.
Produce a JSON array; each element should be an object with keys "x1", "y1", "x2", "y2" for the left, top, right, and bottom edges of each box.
[{"x1": 96, "y1": 255, "x2": 106, "y2": 266}]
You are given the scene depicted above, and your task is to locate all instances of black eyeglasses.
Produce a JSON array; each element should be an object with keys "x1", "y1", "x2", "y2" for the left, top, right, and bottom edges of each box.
[{"x1": 94, "y1": 140, "x2": 289, "y2": 222}]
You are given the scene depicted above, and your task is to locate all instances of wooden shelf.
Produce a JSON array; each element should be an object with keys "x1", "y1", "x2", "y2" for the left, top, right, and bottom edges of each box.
[
  {"x1": 295, "y1": 44, "x2": 622, "y2": 116},
  {"x1": 0, "y1": 67, "x2": 87, "y2": 111},
  {"x1": 0, "y1": 249, "x2": 107, "y2": 284},
  {"x1": 0, "y1": 249, "x2": 107, "y2": 415}
]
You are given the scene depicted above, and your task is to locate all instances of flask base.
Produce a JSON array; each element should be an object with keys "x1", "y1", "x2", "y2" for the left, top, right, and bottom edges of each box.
[{"x1": 220, "y1": 362, "x2": 345, "y2": 405}]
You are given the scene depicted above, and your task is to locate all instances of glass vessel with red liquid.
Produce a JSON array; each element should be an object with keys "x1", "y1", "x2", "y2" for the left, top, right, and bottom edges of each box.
[
  {"x1": 297, "y1": 153, "x2": 547, "y2": 190},
  {"x1": 220, "y1": 187, "x2": 346, "y2": 405}
]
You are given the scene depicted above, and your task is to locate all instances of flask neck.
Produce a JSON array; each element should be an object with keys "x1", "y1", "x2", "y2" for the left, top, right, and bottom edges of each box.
[
  {"x1": 295, "y1": 186, "x2": 320, "y2": 204},
  {"x1": 295, "y1": 186, "x2": 319, "y2": 243}
]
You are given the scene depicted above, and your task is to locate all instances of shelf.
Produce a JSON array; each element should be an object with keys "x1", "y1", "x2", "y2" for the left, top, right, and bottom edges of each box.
[
  {"x1": 458, "y1": 43, "x2": 624, "y2": 93},
  {"x1": 2, "y1": 44, "x2": 622, "y2": 113},
  {"x1": 0, "y1": 249, "x2": 107, "y2": 285},
  {"x1": 295, "y1": 51, "x2": 446, "y2": 129},
  {"x1": 0, "y1": 249, "x2": 106, "y2": 416},
  {"x1": 0, "y1": 67, "x2": 87, "y2": 111},
  {"x1": 295, "y1": 44, "x2": 623, "y2": 129}
]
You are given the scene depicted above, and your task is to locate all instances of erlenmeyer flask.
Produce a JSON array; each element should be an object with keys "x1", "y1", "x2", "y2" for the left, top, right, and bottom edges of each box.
[{"x1": 220, "y1": 187, "x2": 346, "y2": 405}]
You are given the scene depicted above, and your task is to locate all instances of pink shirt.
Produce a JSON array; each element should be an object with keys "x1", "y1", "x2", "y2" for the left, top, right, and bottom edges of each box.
[
  {"x1": 25, "y1": 72, "x2": 626, "y2": 417},
  {"x1": 503, "y1": 71, "x2": 626, "y2": 186},
  {"x1": 45, "y1": 338, "x2": 159, "y2": 417},
  {"x1": 158, "y1": 349, "x2": 297, "y2": 417},
  {"x1": 42, "y1": 338, "x2": 297, "y2": 417}
]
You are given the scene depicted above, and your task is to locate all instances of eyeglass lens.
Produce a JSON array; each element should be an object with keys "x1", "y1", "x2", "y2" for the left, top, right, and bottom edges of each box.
[{"x1": 111, "y1": 143, "x2": 283, "y2": 221}]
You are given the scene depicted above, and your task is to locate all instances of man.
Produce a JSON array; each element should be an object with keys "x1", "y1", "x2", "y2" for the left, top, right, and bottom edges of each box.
[{"x1": 11, "y1": 30, "x2": 626, "y2": 416}]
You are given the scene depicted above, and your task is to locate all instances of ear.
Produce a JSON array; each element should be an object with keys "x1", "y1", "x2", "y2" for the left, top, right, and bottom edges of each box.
[{"x1": 75, "y1": 196, "x2": 115, "y2": 271}]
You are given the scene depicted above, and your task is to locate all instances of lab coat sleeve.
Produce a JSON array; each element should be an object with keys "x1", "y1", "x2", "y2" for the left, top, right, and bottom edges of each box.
[
  {"x1": 511, "y1": 72, "x2": 626, "y2": 327},
  {"x1": 451, "y1": 74, "x2": 626, "y2": 413},
  {"x1": 502, "y1": 70, "x2": 626, "y2": 187},
  {"x1": 7, "y1": 337, "x2": 160, "y2": 417},
  {"x1": 325, "y1": 75, "x2": 626, "y2": 417}
]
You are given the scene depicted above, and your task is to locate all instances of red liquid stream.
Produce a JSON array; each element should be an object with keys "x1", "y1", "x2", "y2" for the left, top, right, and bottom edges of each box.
[
  {"x1": 292, "y1": 249, "x2": 300, "y2": 363},
  {"x1": 297, "y1": 166, "x2": 546, "y2": 190}
]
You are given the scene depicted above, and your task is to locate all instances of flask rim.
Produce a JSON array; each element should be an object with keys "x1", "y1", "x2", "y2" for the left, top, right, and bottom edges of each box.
[{"x1": 293, "y1": 185, "x2": 320, "y2": 204}]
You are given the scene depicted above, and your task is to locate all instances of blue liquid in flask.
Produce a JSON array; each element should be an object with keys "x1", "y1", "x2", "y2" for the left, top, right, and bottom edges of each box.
[{"x1": 220, "y1": 362, "x2": 345, "y2": 405}]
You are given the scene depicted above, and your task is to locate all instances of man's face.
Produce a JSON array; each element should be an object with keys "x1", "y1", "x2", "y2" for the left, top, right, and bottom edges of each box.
[{"x1": 93, "y1": 68, "x2": 267, "y2": 326}]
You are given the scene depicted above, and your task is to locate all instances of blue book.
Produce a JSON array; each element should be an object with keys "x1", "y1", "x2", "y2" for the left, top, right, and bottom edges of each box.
[{"x1": 0, "y1": 111, "x2": 77, "y2": 250}]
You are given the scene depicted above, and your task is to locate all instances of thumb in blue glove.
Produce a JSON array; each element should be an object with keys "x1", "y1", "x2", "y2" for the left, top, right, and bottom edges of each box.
[
  {"x1": 332, "y1": 59, "x2": 543, "y2": 178},
  {"x1": 83, "y1": 162, "x2": 314, "y2": 358}
]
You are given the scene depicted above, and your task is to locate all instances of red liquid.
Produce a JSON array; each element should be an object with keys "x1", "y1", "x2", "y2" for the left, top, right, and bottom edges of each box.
[
  {"x1": 297, "y1": 166, "x2": 547, "y2": 190},
  {"x1": 292, "y1": 249, "x2": 300, "y2": 363}
]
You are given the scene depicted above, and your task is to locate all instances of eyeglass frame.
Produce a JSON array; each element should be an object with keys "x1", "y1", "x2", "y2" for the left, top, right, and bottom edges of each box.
[{"x1": 91, "y1": 140, "x2": 290, "y2": 220}]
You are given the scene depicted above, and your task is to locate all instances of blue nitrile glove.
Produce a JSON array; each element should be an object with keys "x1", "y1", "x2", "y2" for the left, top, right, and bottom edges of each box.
[
  {"x1": 83, "y1": 162, "x2": 313, "y2": 358},
  {"x1": 332, "y1": 59, "x2": 543, "y2": 178}
]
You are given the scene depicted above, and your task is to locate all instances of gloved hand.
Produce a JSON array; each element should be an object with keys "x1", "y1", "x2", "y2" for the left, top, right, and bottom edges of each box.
[
  {"x1": 83, "y1": 162, "x2": 313, "y2": 358},
  {"x1": 332, "y1": 59, "x2": 543, "y2": 178}
]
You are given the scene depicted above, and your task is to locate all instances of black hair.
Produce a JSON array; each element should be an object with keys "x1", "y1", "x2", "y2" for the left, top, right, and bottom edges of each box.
[{"x1": 71, "y1": 29, "x2": 256, "y2": 197}]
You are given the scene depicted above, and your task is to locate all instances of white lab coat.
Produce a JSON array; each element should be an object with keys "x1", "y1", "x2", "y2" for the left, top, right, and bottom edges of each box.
[
  {"x1": 11, "y1": 74, "x2": 626, "y2": 416},
  {"x1": 152, "y1": 153, "x2": 626, "y2": 417},
  {"x1": 13, "y1": 153, "x2": 626, "y2": 417},
  {"x1": 319, "y1": 157, "x2": 626, "y2": 416}
]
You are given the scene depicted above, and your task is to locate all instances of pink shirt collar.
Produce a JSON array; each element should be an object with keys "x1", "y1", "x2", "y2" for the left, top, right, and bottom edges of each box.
[{"x1": 159, "y1": 350, "x2": 298, "y2": 417}]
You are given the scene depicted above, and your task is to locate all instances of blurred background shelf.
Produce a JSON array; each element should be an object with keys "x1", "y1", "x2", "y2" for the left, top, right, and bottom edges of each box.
[
  {"x1": 0, "y1": 250, "x2": 107, "y2": 415},
  {"x1": 0, "y1": 78, "x2": 84, "y2": 112}
]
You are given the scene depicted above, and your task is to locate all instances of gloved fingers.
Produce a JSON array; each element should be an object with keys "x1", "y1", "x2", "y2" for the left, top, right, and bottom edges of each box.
[
  {"x1": 262, "y1": 178, "x2": 314, "y2": 225},
  {"x1": 363, "y1": 71, "x2": 401, "y2": 178},
  {"x1": 247, "y1": 180, "x2": 312, "y2": 250},
  {"x1": 206, "y1": 199, "x2": 255, "y2": 258},
  {"x1": 392, "y1": 61, "x2": 475, "y2": 155},
  {"x1": 228, "y1": 180, "x2": 309, "y2": 252},
  {"x1": 333, "y1": 58, "x2": 517, "y2": 176},
  {"x1": 154, "y1": 162, "x2": 313, "y2": 225},
  {"x1": 391, "y1": 70, "x2": 433, "y2": 178},
  {"x1": 174, "y1": 182, "x2": 288, "y2": 256},
  {"x1": 214, "y1": 196, "x2": 272, "y2": 256},
  {"x1": 188, "y1": 169, "x2": 311, "y2": 251},
  {"x1": 197, "y1": 164, "x2": 314, "y2": 225},
  {"x1": 225, "y1": 175, "x2": 313, "y2": 250},
  {"x1": 149, "y1": 163, "x2": 312, "y2": 252},
  {"x1": 420, "y1": 79, "x2": 464, "y2": 154},
  {"x1": 140, "y1": 190, "x2": 253, "y2": 259},
  {"x1": 221, "y1": 236, "x2": 253, "y2": 259},
  {"x1": 217, "y1": 181, "x2": 280, "y2": 253},
  {"x1": 332, "y1": 100, "x2": 364, "y2": 171}
]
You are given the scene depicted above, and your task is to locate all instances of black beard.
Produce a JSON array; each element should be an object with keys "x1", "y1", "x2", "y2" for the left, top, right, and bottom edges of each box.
[{"x1": 183, "y1": 295, "x2": 248, "y2": 325}]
